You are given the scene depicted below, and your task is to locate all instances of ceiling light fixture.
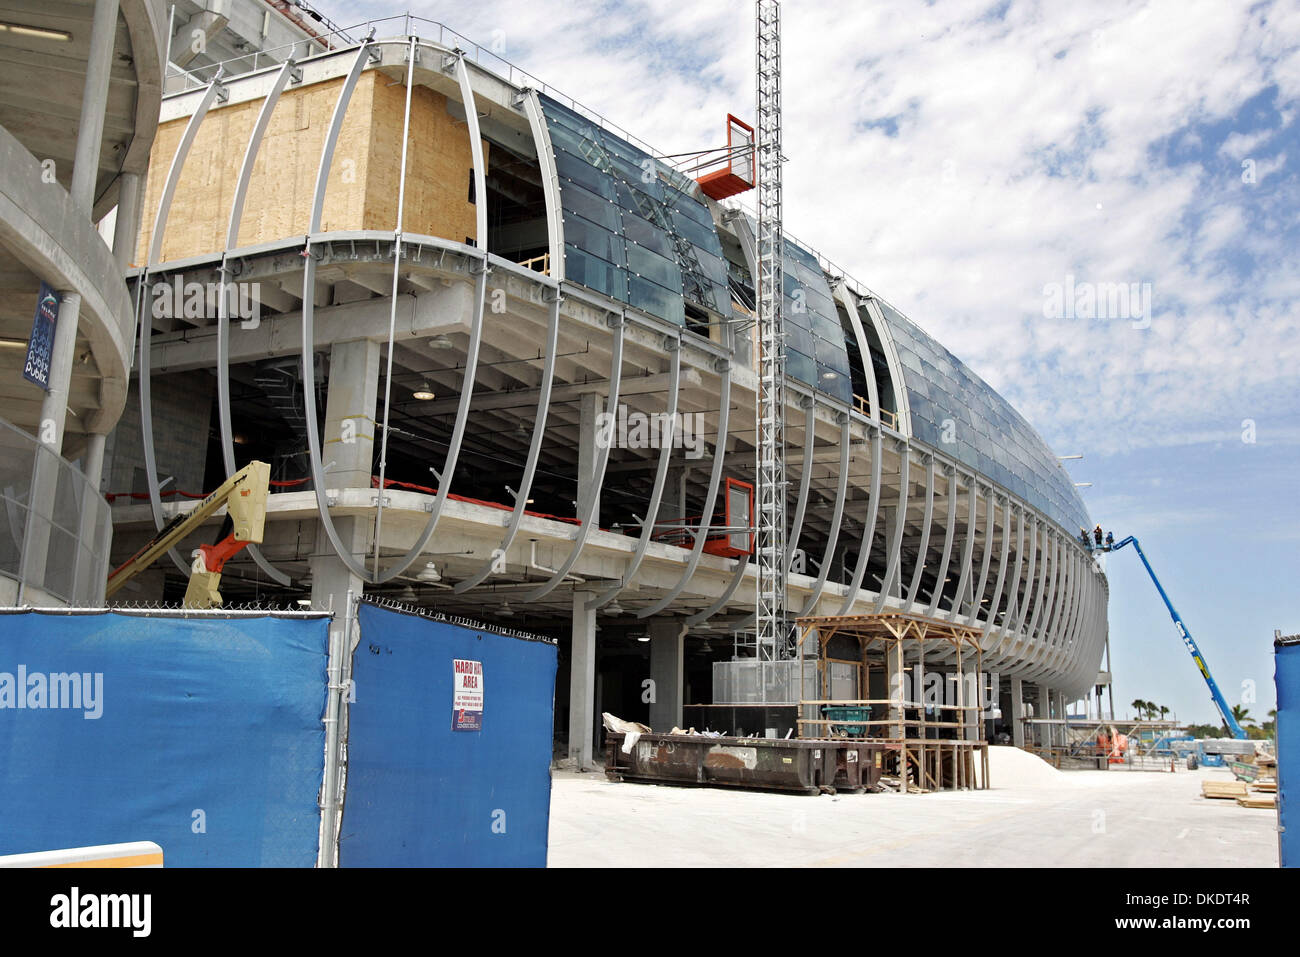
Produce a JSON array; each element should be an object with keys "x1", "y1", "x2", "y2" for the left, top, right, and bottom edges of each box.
[
  {"x1": 0, "y1": 22, "x2": 72, "y2": 41},
  {"x1": 413, "y1": 382, "x2": 435, "y2": 400}
]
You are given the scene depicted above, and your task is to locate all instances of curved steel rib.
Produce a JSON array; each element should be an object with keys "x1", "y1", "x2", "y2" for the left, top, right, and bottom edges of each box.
[
  {"x1": 634, "y1": 363, "x2": 733, "y2": 619},
  {"x1": 138, "y1": 72, "x2": 226, "y2": 575},
  {"x1": 519, "y1": 319, "x2": 626, "y2": 603},
  {"x1": 584, "y1": 339, "x2": 681, "y2": 611},
  {"x1": 215, "y1": 57, "x2": 297, "y2": 587}
]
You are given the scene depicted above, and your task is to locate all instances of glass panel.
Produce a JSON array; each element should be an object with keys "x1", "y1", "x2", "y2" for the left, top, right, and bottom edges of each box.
[
  {"x1": 554, "y1": 148, "x2": 617, "y2": 199},
  {"x1": 786, "y1": 349, "x2": 816, "y2": 386},
  {"x1": 564, "y1": 213, "x2": 626, "y2": 267},
  {"x1": 627, "y1": 242, "x2": 682, "y2": 290},
  {"x1": 628, "y1": 276, "x2": 685, "y2": 326},
  {"x1": 558, "y1": 180, "x2": 620, "y2": 231},
  {"x1": 564, "y1": 244, "x2": 627, "y2": 299},
  {"x1": 786, "y1": 324, "x2": 814, "y2": 355},
  {"x1": 622, "y1": 212, "x2": 675, "y2": 258},
  {"x1": 816, "y1": 363, "x2": 853, "y2": 402}
]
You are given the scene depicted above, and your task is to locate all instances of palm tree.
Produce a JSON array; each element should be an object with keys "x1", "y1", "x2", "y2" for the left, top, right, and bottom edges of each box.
[
  {"x1": 1131, "y1": 698, "x2": 1147, "y2": 720},
  {"x1": 1159, "y1": 705, "x2": 1169, "y2": 722},
  {"x1": 1231, "y1": 704, "x2": 1255, "y2": 727}
]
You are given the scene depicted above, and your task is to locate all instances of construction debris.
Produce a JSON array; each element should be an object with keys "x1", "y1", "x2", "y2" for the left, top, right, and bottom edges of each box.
[{"x1": 602, "y1": 713, "x2": 653, "y2": 754}]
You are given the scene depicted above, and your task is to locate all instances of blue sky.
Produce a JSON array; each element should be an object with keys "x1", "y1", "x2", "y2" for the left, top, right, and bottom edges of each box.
[{"x1": 328, "y1": 0, "x2": 1299, "y2": 725}]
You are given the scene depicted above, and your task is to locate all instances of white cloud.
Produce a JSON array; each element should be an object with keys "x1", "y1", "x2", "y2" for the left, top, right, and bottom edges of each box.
[{"x1": 333, "y1": 0, "x2": 1299, "y2": 461}]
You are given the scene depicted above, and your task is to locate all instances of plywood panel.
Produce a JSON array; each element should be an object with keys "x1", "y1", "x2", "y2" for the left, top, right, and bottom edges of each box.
[
  {"x1": 135, "y1": 70, "x2": 490, "y2": 265},
  {"x1": 363, "y1": 83, "x2": 488, "y2": 244}
]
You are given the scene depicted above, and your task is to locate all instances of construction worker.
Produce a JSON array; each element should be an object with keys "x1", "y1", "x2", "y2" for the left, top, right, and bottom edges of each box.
[
  {"x1": 1080, "y1": 528, "x2": 1091, "y2": 549},
  {"x1": 1094, "y1": 525, "x2": 1104, "y2": 546},
  {"x1": 1105, "y1": 531, "x2": 1114, "y2": 549}
]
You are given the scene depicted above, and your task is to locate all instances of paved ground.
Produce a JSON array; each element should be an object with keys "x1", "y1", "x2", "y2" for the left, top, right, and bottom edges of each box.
[{"x1": 547, "y1": 757, "x2": 1280, "y2": 867}]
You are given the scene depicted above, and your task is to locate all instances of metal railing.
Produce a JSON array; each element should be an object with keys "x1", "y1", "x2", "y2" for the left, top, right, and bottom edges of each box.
[
  {"x1": 0, "y1": 418, "x2": 111, "y2": 606},
  {"x1": 162, "y1": 14, "x2": 662, "y2": 159}
]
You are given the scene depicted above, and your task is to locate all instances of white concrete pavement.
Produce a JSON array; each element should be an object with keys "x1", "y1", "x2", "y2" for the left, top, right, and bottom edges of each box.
[{"x1": 547, "y1": 756, "x2": 1279, "y2": 867}]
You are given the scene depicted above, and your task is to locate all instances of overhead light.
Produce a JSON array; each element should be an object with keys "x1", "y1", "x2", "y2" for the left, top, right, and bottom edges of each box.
[
  {"x1": 0, "y1": 22, "x2": 72, "y2": 41},
  {"x1": 296, "y1": 598, "x2": 312, "y2": 607},
  {"x1": 820, "y1": 371, "x2": 839, "y2": 380},
  {"x1": 428, "y1": 335, "x2": 455, "y2": 350},
  {"x1": 605, "y1": 600, "x2": 625, "y2": 615},
  {"x1": 636, "y1": 635, "x2": 650, "y2": 643},
  {"x1": 413, "y1": 383, "x2": 436, "y2": 401},
  {"x1": 417, "y1": 562, "x2": 441, "y2": 582},
  {"x1": 499, "y1": 600, "x2": 515, "y2": 617}
]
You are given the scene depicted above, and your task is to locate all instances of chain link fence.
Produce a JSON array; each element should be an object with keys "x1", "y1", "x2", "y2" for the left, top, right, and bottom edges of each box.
[{"x1": 0, "y1": 418, "x2": 111, "y2": 606}]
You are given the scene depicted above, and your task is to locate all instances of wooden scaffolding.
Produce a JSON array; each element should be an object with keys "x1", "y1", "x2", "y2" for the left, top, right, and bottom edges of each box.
[{"x1": 795, "y1": 611, "x2": 990, "y2": 793}]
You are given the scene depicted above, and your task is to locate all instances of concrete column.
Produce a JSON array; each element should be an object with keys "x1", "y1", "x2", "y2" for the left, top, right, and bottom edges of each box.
[
  {"x1": 111, "y1": 172, "x2": 144, "y2": 271},
  {"x1": 20, "y1": 292, "x2": 84, "y2": 598},
  {"x1": 1010, "y1": 675, "x2": 1025, "y2": 748},
  {"x1": 71, "y1": 432, "x2": 110, "y2": 603},
  {"x1": 324, "y1": 339, "x2": 381, "y2": 488},
  {"x1": 577, "y1": 391, "x2": 601, "y2": 520},
  {"x1": 70, "y1": 0, "x2": 121, "y2": 211},
  {"x1": 569, "y1": 590, "x2": 597, "y2": 766},
  {"x1": 309, "y1": 338, "x2": 380, "y2": 611},
  {"x1": 879, "y1": 505, "x2": 899, "y2": 600},
  {"x1": 647, "y1": 616, "x2": 685, "y2": 732},
  {"x1": 309, "y1": 518, "x2": 367, "y2": 612},
  {"x1": 1038, "y1": 683, "x2": 1052, "y2": 749}
]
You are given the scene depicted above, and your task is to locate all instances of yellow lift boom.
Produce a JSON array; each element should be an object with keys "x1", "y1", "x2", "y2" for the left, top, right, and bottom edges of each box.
[{"x1": 105, "y1": 461, "x2": 271, "y2": 608}]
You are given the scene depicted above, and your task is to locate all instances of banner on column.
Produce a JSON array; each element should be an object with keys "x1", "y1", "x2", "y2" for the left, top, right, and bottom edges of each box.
[{"x1": 341, "y1": 602, "x2": 557, "y2": 867}]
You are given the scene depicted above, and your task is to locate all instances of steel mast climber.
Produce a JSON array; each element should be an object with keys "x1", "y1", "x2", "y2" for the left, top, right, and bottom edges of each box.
[{"x1": 754, "y1": 0, "x2": 786, "y2": 660}]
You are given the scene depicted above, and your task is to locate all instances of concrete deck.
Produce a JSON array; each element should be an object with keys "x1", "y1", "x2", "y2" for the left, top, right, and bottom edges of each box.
[{"x1": 547, "y1": 762, "x2": 1280, "y2": 867}]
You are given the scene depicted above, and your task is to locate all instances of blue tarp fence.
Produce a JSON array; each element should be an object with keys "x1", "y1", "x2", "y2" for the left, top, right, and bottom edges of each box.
[
  {"x1": 0, "y1": 610, "x2": 329, "y2": 866},
  {"x1": 338, "y1": 602, "x2": 557, "y2": 867},
  {"x1": 1277, "y1": 635, "x2": 1298, "y2": 868}
]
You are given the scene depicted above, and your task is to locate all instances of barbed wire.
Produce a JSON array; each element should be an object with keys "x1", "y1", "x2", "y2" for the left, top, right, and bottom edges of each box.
[
  {"x1": 359, "y1": 595, "x2": 554, "y2": 644},
  {"x1": 0, "y1": 602, "x2": 330, "y2": 617}
]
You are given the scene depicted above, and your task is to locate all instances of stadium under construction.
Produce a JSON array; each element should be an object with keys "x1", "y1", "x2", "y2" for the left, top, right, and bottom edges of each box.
[{"x1": 2, "y1": 5, "x2": 1113, "y2": 768}]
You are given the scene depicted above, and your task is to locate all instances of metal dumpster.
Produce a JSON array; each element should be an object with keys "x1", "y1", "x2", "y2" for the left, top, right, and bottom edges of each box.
[{"x1": 605, "y1": 733, "x2": 885, "y2": 794}]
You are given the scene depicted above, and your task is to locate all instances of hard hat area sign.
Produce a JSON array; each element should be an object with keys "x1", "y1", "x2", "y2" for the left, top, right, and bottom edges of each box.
[{"x1": 452, "y1": 658, "x2": 484, "y2": 731}]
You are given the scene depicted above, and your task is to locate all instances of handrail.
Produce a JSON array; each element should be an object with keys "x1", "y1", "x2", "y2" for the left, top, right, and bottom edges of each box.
[{"x1": 853, "y1": 393, "x2": 899, "y2": 431}]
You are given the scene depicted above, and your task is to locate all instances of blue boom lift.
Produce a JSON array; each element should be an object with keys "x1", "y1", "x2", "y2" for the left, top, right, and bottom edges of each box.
[{"x1": 1101, "y1": 535, "x2": 1246, "y2": 740}]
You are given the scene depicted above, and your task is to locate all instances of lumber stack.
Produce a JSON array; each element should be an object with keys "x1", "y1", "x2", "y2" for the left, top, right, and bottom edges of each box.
[
  {"x1": 1237, "y1": 795, "x2": 1276, "y2": 809},
  {"x1": 1201, "y1": 780, "x2": 1249, "y2": 800}
]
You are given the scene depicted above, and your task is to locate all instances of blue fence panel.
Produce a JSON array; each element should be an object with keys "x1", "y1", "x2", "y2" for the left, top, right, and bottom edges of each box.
[
  {"x1": 1277, "y1": 637, "x2": 1299, "y2": 868},
  {"x1": 341, "y1": 603, "x2": 557, "y2": 867},
  {"x1": 0, "y1": 611, "x2": 328, "y2": 866}
]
